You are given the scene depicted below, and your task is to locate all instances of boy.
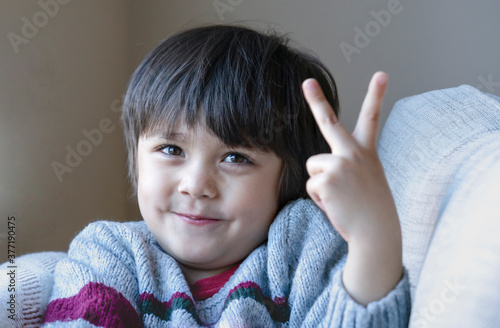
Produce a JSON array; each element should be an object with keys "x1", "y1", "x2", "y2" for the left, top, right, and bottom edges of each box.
[{"x1": 41, "y1": 24, "x2": 410, "y2": 327}]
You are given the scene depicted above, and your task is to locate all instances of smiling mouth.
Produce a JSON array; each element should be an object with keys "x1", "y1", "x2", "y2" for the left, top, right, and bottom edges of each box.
[{"x1": 173, "y1": 212, "x2": 222, "y2": 226}]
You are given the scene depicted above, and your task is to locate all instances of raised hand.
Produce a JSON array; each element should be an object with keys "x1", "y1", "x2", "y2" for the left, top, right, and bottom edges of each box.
[{"x1": 302, "y1": 72, "x2": 402, "y2": 305}]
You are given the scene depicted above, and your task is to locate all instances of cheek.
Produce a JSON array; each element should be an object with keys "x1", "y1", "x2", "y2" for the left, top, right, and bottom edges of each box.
[
  {"x1": 137, "y1": 161, "x2": 175, "y2": 214},
  {"x1": 226, "y1": 174, "x2": 281, "y2": 223}
]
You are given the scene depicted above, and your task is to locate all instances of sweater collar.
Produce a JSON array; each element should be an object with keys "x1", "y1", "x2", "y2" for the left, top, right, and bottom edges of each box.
[{"x1": 190, "y1": 263, "x2": 241, "y2": 301}]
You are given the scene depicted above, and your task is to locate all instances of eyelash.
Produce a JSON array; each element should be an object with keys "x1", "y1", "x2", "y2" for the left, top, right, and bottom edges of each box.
[{"x1": 157, "y1": 145, "x2": 253, "y2": 165}]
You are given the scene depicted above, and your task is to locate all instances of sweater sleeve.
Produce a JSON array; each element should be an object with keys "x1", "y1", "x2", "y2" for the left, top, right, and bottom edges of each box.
[
  {"x1": 322, "y1": 268, "x2": 411, "y2": 327},
  {"x1": 41, "y1": 221, "x2": 144, "y2": 328},
  {"x1": 274, "y1": 199, "x2": 411, "y2": 327},
  {"x1": 0, "y1": 251, "x2": 66, "y2": 328}
]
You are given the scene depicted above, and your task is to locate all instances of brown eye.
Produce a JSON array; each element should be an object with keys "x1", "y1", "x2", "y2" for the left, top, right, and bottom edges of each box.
[
  {"x1": 161, "y1": 145, "x2": 183, "y2": 156},
  {"x1": 224, "y1": 153, "x2": 249, "y2": 164}
]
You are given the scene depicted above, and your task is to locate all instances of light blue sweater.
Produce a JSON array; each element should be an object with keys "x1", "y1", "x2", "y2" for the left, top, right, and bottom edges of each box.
[{"x1": 41, "y1": 198, "x2": 410, "y2": 327}]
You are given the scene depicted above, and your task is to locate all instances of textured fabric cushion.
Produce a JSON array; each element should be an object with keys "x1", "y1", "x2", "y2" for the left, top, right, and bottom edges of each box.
[
  {"x1": 409, "y1": 142, "x2": 500, "y2": 327},
  {"x1": 378, "y1": 85, "x2": 500, "y2": 326},
  {"x1": 0, "y1": 252, "x2": 67, "y2": 327}
]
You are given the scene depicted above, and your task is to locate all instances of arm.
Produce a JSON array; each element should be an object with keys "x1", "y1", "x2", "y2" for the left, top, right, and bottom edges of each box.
[
  {"x1": 41, "y1": 221, "x2": 143, "y2": 327},
  {"x1": 302, "y1": 72, "x2": 403, "y2": 305},
  {"x1": 0, "y1": 252, "x2": 66, "y2": 327}
]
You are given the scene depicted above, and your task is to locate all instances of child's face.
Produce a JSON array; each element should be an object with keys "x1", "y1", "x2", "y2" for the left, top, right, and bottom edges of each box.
[{"x1": 137, "y1": 121, "x2": 283, "y2": 275}]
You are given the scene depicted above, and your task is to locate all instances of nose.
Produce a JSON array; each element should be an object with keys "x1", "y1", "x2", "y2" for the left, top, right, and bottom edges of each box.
[{"x1": 177, "y1": 162, "x2": 219, "y2": 199}]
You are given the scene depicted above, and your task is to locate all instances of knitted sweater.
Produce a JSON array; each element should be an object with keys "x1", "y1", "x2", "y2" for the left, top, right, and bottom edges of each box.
[
  {"x1": 41, "y1": 198, "x2": 410, "y2": 327},
  {"x1": 0, "y1": 251, "x2": 67, "y2": 327}
]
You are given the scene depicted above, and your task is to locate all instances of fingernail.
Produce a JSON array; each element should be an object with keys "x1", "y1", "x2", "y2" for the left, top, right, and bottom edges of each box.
[
  {"x1": 376, "y1": 72, "x2": 388, "y2": 86},
  {"x1": 304, "y1": 79, "x2": 318, "y2": 91}
]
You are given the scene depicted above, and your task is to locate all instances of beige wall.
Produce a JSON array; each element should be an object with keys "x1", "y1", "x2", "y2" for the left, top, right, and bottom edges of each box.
[
  {"x1": 0, "y1": 0, "x2": 132, "y2": 262},
  {"x1": 2, "y1": 0, "x2": 500, "y2": 262}
]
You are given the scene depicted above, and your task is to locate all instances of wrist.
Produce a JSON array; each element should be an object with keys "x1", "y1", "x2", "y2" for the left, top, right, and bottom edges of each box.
[{"x1": 342, "y1": 228, "x2": 403, "y2": 305}]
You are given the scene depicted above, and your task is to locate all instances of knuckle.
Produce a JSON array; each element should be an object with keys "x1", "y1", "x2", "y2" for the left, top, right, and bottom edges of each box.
[
  {"x1": 371, "y1": 110, "x2": 380, "y2": 122},
  {"x1": 311, "y1": 91, "x2": 326, "y2": 103},
  {"x1": 319, "y1": 171, "x2": 335, "y2": 185},
  {"x1": 364, "y1": 109, "x2": 380, "y2": 123},
  {"x1": 350, "y1": 149, "x2": 365, "y2": 165},
  {"x1": 329, "y1": 157, "x2": 346, "y2": 171},
  {"x1": 305, "y1": 177, "x2": 312, "y2": 190},
  {"x1": 306, "y1": 153, "x2": 326, "y2": 167},
  {"x1": 305, "y1": 155, "x2": 315, "y2": 167},
  {"x1": 305, "y1": 177, "x2": 316, "y2": 194},
  {"x1": 305, "y1": 158, "x2": 315, "y2": 175},
  {"x1": 326, "y1": 157, "x2": 355, "y2": 177},
  {"x1": 320, "y1": 112, "x2": 338, "y2": 127}
]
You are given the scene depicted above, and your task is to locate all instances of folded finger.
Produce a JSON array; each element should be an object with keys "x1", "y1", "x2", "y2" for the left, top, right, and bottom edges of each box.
[
  {"x1": 305, "y1": 174, "x2": 326, "y2": 212},
  {"x1": 306, "y1": 153, "x2": 334, "y2": 177}
]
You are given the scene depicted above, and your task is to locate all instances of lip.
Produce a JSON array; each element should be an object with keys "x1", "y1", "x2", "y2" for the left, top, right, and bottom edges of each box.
[{"x1": 173, "y1": 212, "x2": 222, "y2": 226}]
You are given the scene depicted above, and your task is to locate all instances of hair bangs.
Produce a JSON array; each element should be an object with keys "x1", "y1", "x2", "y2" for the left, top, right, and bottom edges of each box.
[{"x1": 135, "y1": 27, "x2": 288, "y2": 153}]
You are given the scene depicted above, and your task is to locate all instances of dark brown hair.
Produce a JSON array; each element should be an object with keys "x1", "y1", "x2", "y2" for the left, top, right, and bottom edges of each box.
[{"x1": 121, "y1": 23, "x2": 339, "y2": 210}]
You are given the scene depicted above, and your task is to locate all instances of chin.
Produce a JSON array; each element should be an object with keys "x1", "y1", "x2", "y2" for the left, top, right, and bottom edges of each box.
[{"x1": 173, "y1": 248, "x2": 221, "y2": 268}]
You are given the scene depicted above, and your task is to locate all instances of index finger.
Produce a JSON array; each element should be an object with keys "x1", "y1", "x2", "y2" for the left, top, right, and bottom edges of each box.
[{"x1": 302, "y1": 78, "x2": 355, "y2": 155}]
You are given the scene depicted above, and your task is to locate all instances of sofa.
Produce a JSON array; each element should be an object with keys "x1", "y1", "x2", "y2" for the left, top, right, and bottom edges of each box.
[
  {"x1": 377, "y1": 84, "x2": 500, "y2": 327},
  {"x1": 2, "y1": 84, "x2": 499, "y2": 327}
]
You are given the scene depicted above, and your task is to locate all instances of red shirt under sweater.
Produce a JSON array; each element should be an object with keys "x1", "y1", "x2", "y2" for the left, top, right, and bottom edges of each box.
[{"x1": 190, "y1": 263, "x2": 240, "y2": 301}]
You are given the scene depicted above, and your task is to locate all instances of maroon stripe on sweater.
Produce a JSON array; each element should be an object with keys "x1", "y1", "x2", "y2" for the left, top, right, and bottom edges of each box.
[{"x1": 43, "y1": 282, "x2": 143, "y2": 328}]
